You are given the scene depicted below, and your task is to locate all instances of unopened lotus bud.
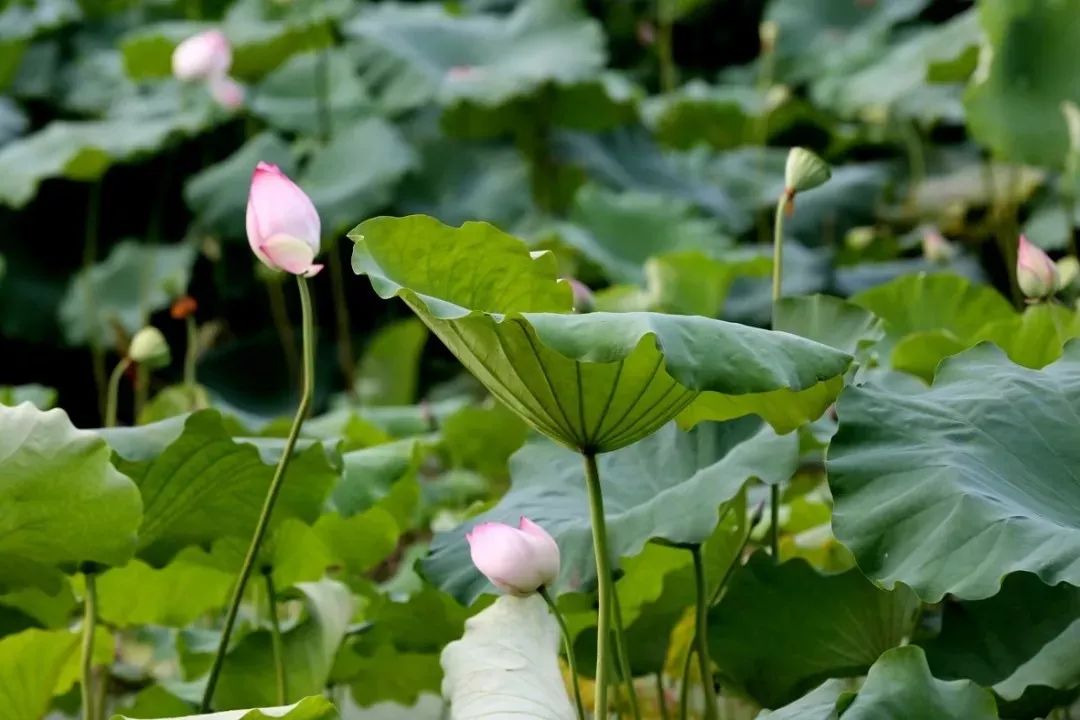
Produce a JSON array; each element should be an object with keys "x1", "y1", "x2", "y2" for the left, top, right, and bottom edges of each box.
[
  {"x1": 565, "y1": 278, "x2": 594, "y2": 313},
  {"x1": 921, "y1": 228, "x2": 955, "y2": 263},
  {"x1": 129, "y1": 327, "x2": 171, "y2": 369},
  {"x1": 209, "y1": 75, "x2": 245, "y2": 111},
  {"x1": 784, "y1": 147, "x2": 831, "y2": 208},
  {"x1": 466, "y1": 516, "x2": 560, "y2": 596},
  {"x1": 246, "y1": 162, "x2": 323, "y2": 277},
  {"x1": 171, "y1": 30, "x2": 231, "y2": 82},
  {"x1": 1017, "y1": 235, "x2": 1059, "y2": 301},
  {"x1": 1057, "y1": 256, "x2": 1079, "y2": 291}
]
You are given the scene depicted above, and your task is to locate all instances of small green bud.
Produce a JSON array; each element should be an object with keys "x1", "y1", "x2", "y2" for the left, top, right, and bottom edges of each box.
[
  {"x1": 1057, "y1": 256, "x2": 1079, "y2": 291},
  {"x1": 784, "y1": 147, "x2": 831, "y2": 195},
  {"x1": 129, "y1": 327, "x2": 171, "y2": 369}
]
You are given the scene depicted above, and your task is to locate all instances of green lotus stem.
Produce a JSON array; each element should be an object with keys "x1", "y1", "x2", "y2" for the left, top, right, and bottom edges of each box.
[
  {"x1": 80, "y1": 569, "x2": 98, "y2": 720},
  {"x1": 200, "y1": 275, "x2": 315, "y2": 712},
  {"x1": 184, "y1": 315, "x2": 198, "y2": 391},
  {"x1": 582, "y1": 451, "x2": 612, "y2": 720},
  {"x1": 691, "y1": 546, "x2": 718, "y2": 720},
  {"x1": 656, "y1": 673, "x2": 670, "y2": 720},
  {"x1": 263, "y1": 568, "x2": 288, "y2": 705},
  {"x1": 105, "y1": 357, "x2": 132, "y2": 428},
  {"x1": 769, "y1": 192, "x2": 787, "y2": 561},
  {"x1": 678, "y1": 645, "x2": 694, "y2": 720},
  {"x1": 656, "y1": 0, "x2": 676, "y2": 92},
  {"x1": 539, "y1": 586, "x2": 586, "y2": 720},
  {"x1": 134, "y1": 364, "x2": 148, "y2": 422},
  {"x1": 899, "y1": 118, "x2": 926, "y2": 211},
  {"x1": 611, "y1": 589, "x2": 642, "y2": 720}
]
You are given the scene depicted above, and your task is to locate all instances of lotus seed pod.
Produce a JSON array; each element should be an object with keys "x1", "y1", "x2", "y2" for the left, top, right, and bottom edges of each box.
[{"x1": 129, "y1": 327, "x2": 171, "y2": 369}]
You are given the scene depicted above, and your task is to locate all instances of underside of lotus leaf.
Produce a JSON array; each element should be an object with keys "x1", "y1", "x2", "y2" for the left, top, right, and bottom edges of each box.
[{"x1": 350, "y1": 215, "x2": 852, "y2": 452}]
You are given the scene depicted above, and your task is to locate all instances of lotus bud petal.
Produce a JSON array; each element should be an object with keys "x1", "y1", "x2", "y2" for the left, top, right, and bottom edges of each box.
[
  {"x1": 129, "y1": 327, "x2": 171, "y2": 369},
  {"x1": 209, "y1": 75, "x2": 245, "y2": 111},
  {"x1": 246, "y1": 162, "x2": 323, "y2": 277},
  {"x1": 171, "y1": 30, "x2": 232, "y2": 82},
  {"x1": 466, "y1": 516, "x2": 560, "y2": 596},
  {"x1": 784, "y1": 147, "x2": 831, "y2": 195},
  {"x1": 1017, "y1": 235, "x2": 1059, "y2": 301}
]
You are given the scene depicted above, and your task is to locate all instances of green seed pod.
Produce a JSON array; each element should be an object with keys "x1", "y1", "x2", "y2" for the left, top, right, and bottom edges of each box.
[
  {"x1": 784, "y1": 147, "x2": 831, "y2": 194},
  {"x1": 129, "y1": 326, "x2": 171, "y2": 369}
]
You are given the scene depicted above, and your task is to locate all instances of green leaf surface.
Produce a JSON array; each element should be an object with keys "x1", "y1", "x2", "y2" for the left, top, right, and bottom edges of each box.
[
  {"x1": 60, "y1": 240, "x2": 197, "y2": 347},
  {"x1": 0, "y1": 383, "x2": 57, "y2": 409},
  {"x1": 709, "y1": 553, "x2": 919, "y2": 707},
  {"x1": 344, "y1": 0, "x2": 605, "y2": 109},
  {"x1": 111, "y1": 409, "x2": 337, "y2": 564},
  {"x1": 355, "y1": 318, "x2": 428, "y2": 406},
  {"x1": 0, "y1": 403, "x2": 141, "y2": 592},
  {"x1": 774, "y1": 294, "x2": 884, "y2": 357},
  {"x1": 0, "y1": 628, "x2": 87, "y2": 719},
  {"x1": 424, "y1": 418, "x2": 797, "y2": 604},
  {"x1": 965, "y1": 0, "x2": 1080, "y2": 166},
  {"x1": 351, "y1": 215, "x2": 851, "y2": 448},
  {"x1": 252, "y1": 49, "x2": 373, "y2": 135},
  {"x1": 185, "y1": 132, "x2": 297, "y2": 239},
  {"x1": 110, "y1": 695, "x2": 340, "y2": 720},
  {"x1": 828, "y1": 342, "x2": 1080, "y2": 601},
  {"x1": 95, "y1": 551, "x2": 234, "y2": 628}
]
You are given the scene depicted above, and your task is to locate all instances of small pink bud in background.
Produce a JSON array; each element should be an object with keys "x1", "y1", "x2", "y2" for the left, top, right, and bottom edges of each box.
[
  {"x1": 1017, "y1": 235, "x2": 1058, "y2": 301},
  {"x1": 921, "y1": 228, "x2": 954, "y2": 264},
  {"x1": 564, "y1": 278, "x2": 594, "y2": 313},
  {"x1": 466, "y1": 516, "x2": 560, "y2": 596},
  {"x1": 171, "y1": 30, "x2": 232, "y2": 82},
  {"x1": 246, "y1": 162, "x2": 323, "y2": 277},
  {"x1": 209, "y1": 75, "x2": 245, "y2": 110},
  {"x1": 446, "y1": 65, "x2": 476, "y2": 80}
]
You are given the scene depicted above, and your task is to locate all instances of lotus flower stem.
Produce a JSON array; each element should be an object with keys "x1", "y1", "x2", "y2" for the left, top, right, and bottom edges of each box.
[
  {"x1": 539, "y1": 586, "x2": 586, "y2": 720},
  {"x1": 691, "y1": 546, "x2": 719, "y2": 720},
  {"x1": 678, "y1": 645, "x2": 694, "y2": 720},
  {"x1": 582, "y1": 451, "x2": 613, "y2": 719},
  {"x1": 201, "y1": 275, "x2": 315, "y2": 712},
  {"x1": 263, "y1": 568, "x2": 288, "y2": 705},
  {"x1": 611, "y1": 589, "x2": 642, "y2": 720},
  {"x1": 80, "y1": 569, "x2": 98, "y2": 720},
  {"x1": 656, "y1": 673, "x2": 671, "y2": 720},
  {"x1": 769, "y1": 194, "x2": 787, "y2": 561},
  {"x1": 105, "y1": 357, "x2": 132, "y2": 428},
  {"x1": 184, "y1": 315, "x2": 198, "y2": 391}
]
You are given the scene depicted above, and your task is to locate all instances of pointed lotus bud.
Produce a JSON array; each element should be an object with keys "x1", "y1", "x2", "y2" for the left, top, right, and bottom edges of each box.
[
  {"x1": 1057, "y1": 256, "x2": 1079, "y2": 291},
  {"x1": 246, "y1": 162, "x2": 323, "y2": 277},
  {"x1": 921, "y1": 228, "x2": 955, "y2": 263},
  {"x1": 564, "y1": 278, "x2": 594, "y2": 313},
  {"x1": 1017, "y1": 235, "x2": 1059, "y2": 301},
  {"x1": 129, "y1": 327, "x2": 171, "y2": 369},
  {"x1": 784, "y1": 147, "x2": 831, "y2": 196},
  {"x1": 171, "y1": 30, "x2": 232, "y2": 82},
  {"x1": 209, "y1": 75, "x2": 245, "y2": 111},
  {"x1": 466, "y1": 516, "x2": 560, "y2": 596}
]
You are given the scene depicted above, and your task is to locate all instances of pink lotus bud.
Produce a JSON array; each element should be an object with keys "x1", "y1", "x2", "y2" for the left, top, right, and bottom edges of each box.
[
  {"x1": 246, "y1": 162, "x2": 323, "y2": 277},
  {"x1": 921, "y1": 228, "x2": 954, "y2": 263},
  {"x1": 1017, "y1": 235, "x2": 1058, "y2": 301},
  {"x1": 209, "y1": 75, "x2": 245, "y2": 110},
  {"x1": 466, "y1": 517, "x2": 560, "y2": 596},
  {"x1": 564, "y1": 277, "x2": 594, "y2": 313},
  {"x1": 171, "y1": 30, "x2": 232, "y2": 82}
]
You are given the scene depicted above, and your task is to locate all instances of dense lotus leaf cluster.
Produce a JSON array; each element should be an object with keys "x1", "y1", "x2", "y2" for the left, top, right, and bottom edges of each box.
[{"x1": 2, "y1": 0, "x2": 1080, "y2": 718}]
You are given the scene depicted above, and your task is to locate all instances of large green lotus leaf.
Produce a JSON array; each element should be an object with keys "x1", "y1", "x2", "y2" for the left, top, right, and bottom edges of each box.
[
  {"x1": 185, "y1": 132, "x2": 297, "y2": 239},
  {"x1": 774, "y1": 294, "x2": 884, "y2": 358},
  {"x1": 212, "y1": 580, "x2": 354, "y2": 711},
  {"x1": 95, "y1": 551, "x2": 234, "y2": 628},
  {"x1": 302, "y1": 117, "x2": 417, "y2": 236},
  {"x1": 332, "y1": 438, "x2": 421, "y2": 519},
  {"x1": 59, "y1": 239, "x2": 197, "y2": 348},
  {"x1": 759, "y1": 647, "x2": 999, "y2": 720},
  {"x1": 828, "y1": 342, "x2": 1080, "y2": 601},
  {"x1": 0, "y1": 0, "x2": 79, "y2": 91},
  {"x1": 440, "y1": 594, "x2": 575, "y2": 720},
  {"x1": 975, "y1": 304, "x2": 1080, "y2": 370},
  {"x1": 252, "y1": 50, "x2": 373, "y2": 136},
  {"x1": 708, "y1": 553, "x2": 920, "y2": 708},
  {"x1": 965, "y1": 0, "x2": 1080, "y2": 167},
  {"x1": 920, "y1": 572, "x2": 1080, "y2": 716},
  {"x1": 355, "y1": 318, "x2": 428, "y2": 406},
  {"x1": 557, "y1": 183, "x2": 733, "y2": 284},
  {"x1": 440, "y1": 402, "x2": 529, "y2": 479},
  {"x1": 766, "y1": 0, "x2": 930, "y2": 84},
  {"x1": 641, "y1": 82, "x2": 766, "y2": 151},
  {"x1": 0, "y1": 383, "x2": 56, "y2": 409},
  {"x1": 0, "y1": 101, "x2": 213, "y2": 207},
  {"x1": 110, "y1": 696, "x2": 340, "y2": 720},
  {"x1": 109, "y1": 409, "x2": 338, "y2": 564},
  {"x1": 343, "y1": 0, "x2": 604, "y2": 109},
  {"x1": 810, "y1": 10, "x2": 980, "y2": 125},
  {"x1": 351, "y1": 215, "x2": 852, "y2": 447},
  {"x1": 0, "y1": 627, "x2": 110, "y2": 719},
  {"x1": 423, "y1": 418, "x2": 797, "y2": 605},
  {"x1": 339, "y1": 645, "x2": 441, "y2": 708},
  {"x1": 0, "y1": 403, "x2": 141, "y2": 592}
]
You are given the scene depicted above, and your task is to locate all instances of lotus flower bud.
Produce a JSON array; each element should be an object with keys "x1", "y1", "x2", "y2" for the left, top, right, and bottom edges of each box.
[
  {"x1": 466, "y1": 517, "x2": 560, "y2": 596},
  {"x1": 129, "y1": 327, "x2": 171, "y2": 369},
  {"x1": 171, "y1": 30, "x2": 232, "y2": 82},
  {"x1": 209, "y1": 75, "x2": 245, "y2": 111},
  {"x1": 565, "y1": 278, "x2": 594, "y2": 313},
  {"x1": 246, "y1": 162, "x2": 323, "y2": 277},
  {"x1": 921, "y1": 228, "x2": 955, "y2": 264},
  {"x1": 784, "y1": 147, "x2": 831, "y2": 196},
  {"x1": 1017, "y1": 235, "x2": 1059, "y2": 301}
]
